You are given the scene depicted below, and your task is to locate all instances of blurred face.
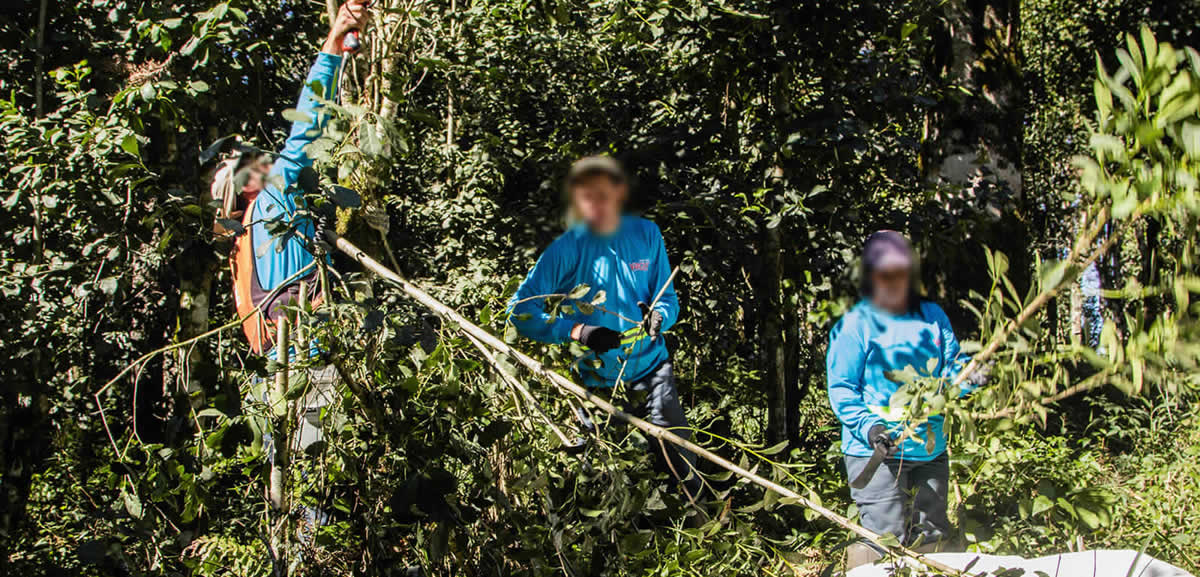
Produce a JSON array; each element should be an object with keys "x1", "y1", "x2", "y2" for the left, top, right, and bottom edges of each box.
[
  {"x1": 242, "y1": 156, "x2": 272, "y2": 192},
  {"x1": 870, "y1": 266, "x2": 911, "y2": 314},
  {"x1": 570, "y1": 173, "x2": 627, "y2": 233}
]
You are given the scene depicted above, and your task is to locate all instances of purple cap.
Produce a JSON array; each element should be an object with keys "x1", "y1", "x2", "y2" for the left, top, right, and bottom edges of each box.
[{"x1": 863, "y1": 230, "x2": 914, "y2": 272}]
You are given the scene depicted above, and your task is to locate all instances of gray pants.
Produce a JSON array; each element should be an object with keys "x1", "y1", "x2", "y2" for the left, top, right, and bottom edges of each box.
[{"x1": 844, "y1": 453, "x2": 952, "y2": 548}]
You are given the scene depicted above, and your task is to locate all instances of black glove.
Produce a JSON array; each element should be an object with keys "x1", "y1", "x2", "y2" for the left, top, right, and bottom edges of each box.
[
  {"x1": 577, "y1": 324, "x2": 622, "y2": 354},
  {"x1": 867, "y1": 424, "x2": 895, "y2": 454},
  {"x1": 638, "y1": 302, "x2": 664, "y2": 341}
]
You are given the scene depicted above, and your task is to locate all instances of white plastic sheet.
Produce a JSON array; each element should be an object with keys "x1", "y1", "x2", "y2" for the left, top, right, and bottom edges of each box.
[{"x1": 847, "y1": 549, "x2": 1194, "y2": 577}]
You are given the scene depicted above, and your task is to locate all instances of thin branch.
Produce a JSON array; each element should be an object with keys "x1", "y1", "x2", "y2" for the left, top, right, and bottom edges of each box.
[
  {"x1": 461, "y1": 331, "x2": 577, "y2": 448},
  {"x1": 95, "y1": 261, "x2": 318, "y2": 398},
  {"x1": 974, "y1": 368, "x2": 1117, "y2": 421}
]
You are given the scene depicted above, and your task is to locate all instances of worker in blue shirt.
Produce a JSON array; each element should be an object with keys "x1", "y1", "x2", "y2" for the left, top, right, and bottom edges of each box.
[
  {"x1": 507, "y1": 156, "x2": 699, "y2": 499},
  {"x1": 207, "y1": 2, "x2": 365, "y2": 549},
  {"x1": 826, "y1": 231, "x2": 987, "y2": 568}
]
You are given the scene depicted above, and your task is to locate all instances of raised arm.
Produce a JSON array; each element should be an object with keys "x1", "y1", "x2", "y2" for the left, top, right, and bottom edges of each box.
[
  {"x1": 251, "y1": 1, "x2": 365, "y2": 293},
  {"x1": 826, "y1": 315, "x2": 883, "y2": 446},
  {"x1": 507, "y1": 241, "x2": 578, "y2": 344},
  {"x1": 261, "y1": 0, "x2": 366, "y2": 211}
]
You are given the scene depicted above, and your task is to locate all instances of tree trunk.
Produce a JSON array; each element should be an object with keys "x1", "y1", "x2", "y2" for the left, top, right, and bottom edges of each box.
[
  {"x1": 760, "y1": 13, "x2": 801, "y2": 448},
  {"x1": 1139, "y1": 216, "x2": 1161, "y2": 320},
  {"x1": 0, "y1": 386, "x2": 48, "y2": 557},
  {"x1": 760, "y1": 218, "x2": 791, "y2": 446},
  {"x1": 760, "y1": 164, "x2": 800, "y2": 446},
  {"x1": 1100, "y1": 224, "x2": 1128, "y2": 339}
]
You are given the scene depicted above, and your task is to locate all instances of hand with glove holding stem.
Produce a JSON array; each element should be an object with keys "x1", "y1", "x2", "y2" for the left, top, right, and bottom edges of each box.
[{"x1": 638, "y1": 302, "x2": 664, "y2": 341}]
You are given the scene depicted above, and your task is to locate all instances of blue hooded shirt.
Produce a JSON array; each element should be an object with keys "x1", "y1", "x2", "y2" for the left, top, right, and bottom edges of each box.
[
  {"x1": 826, "y1": 300, "x2": 973, "y2": 461},
  {"x1": 507, "y1": 216, "x2": 679, "y2": 387}
]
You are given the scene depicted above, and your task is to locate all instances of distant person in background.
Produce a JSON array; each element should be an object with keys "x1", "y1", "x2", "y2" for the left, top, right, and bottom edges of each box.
[
  {"x1": 507, "y1": 156, "x2": 701, "y2": 500},
  {"x1": 825, "y1": 231, "x2": 986, "y2": 568}
]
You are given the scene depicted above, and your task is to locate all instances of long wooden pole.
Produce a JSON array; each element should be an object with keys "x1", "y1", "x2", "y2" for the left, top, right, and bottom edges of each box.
[
  {"x1": 324, "y1": 230, "x2": 965, "y2": 575},
  {"x1": 269, "y1": 316, "x2": 291, "y2": 574}
]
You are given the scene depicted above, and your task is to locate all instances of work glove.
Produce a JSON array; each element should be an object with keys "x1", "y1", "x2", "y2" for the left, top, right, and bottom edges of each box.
[
  {"x1": 576, "y1": 324, "x2": 622, "y2": 354},
  {"x1": 965, "y1": 360, "x2": 994, "y2": 388},
  {"x1": 637, "y1": 302, "x2": 664, "y2": 341},
  {"x1": 867, "y1": 424, "x2": 896, "y2": 454}
]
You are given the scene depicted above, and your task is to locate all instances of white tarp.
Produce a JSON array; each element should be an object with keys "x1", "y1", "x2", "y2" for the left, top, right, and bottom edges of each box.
[{"x1": 847, "y1": 549, "x2": 1194, "y2": 577}]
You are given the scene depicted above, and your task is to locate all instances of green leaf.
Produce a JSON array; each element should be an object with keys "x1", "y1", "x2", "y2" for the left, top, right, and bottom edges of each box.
[
  {"x1": 140, "y1": 82, "x2": 156, "y2": 101},
  {"x1": 281, "y1": 108, "x2": 311, "y2": 124},
  {"x1": 1094, "y1": 79, "x2": 1112, "y2": 120},
  {"x1": 188, "y1": 80, "x2": 210, "y2": 93},
  {"x1": 1031, "y1": 494, "x2": 1054, "y2": 516},
  {"x1": 98, "y1": 276, "x2": 119, "y2": 295},
  {"x1": 123, "y1": 487, "x2": 144, "y2": 519},
  {"x1": 568, "y1": 284, "x2": 590, "y2": 299},
  {"x1": 1160, "y1": 94, "x2": 1199, "y2": 125},
  {"x1": 285, "y1": 375, "x2": 308, "y2": 400},
  {"x1": 1118, "y1": 47, "x2": 1142, "y2": 89},
  {"x1": 180, "y1": 36, "x2": 201, "y2": 56},
  {"x1": 591, "y1": 290, "x2": 607, "y2": 305},
  {"x1": 120, "y1": 134, "x2": 139, "y2": 157},
  {"x1": 1112, "y1": 190, "x2": 1139, "y2": 219},
  {"x1": 196, "y1": 408, "x2": 226, "y2": 420},
  {"x1": 1182, "y1": 121, "x2": 1200, "y2": 158},
  {"x1": 217, "y1": 218, "x2": 244, "y2": 234},
  {"x1": 1090, "y1": 134, "x2": 1125, "y2": 160},
  {"x1": 1039, "y1": 260, "x2": 1070, "y2": 292}
]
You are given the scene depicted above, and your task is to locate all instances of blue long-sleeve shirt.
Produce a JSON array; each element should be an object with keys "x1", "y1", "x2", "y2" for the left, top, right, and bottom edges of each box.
[
  {"x1": 251, "y1": 52, "x2": 341, "y2": 295},
  {"x1": 826, "y1": 300, "x2": 971, "y2": 460},
  {"x1": 507, "y1": 216, "x2": 679, "y2": 387}
]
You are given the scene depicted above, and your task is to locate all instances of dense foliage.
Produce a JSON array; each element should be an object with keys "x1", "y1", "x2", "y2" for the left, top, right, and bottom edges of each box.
[{"x1": 2, "y1": 0, "x2": 1200, "y2": 575}]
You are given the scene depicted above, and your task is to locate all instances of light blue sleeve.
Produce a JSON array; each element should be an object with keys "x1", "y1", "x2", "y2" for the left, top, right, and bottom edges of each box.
[
  {"x1": 826, "y1": 313, "x2": 885, "y2": 445},
  {"x1": 646, "y1": 222, "x2": 679, "y2": 332},
  {"x1": 252, "y1": 52, "x2": 342, "y2": 291},
  {"x1": 506, "y1": 238, "x2": 579, "y2": 344}
]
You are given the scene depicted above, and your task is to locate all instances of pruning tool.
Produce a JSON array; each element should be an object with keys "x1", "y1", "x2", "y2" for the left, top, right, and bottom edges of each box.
[{"x1": 850, "y1": 428, "x2": 898, "y2": 490}]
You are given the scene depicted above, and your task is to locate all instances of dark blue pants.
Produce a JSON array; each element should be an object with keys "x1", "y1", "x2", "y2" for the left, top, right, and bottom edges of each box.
[{"x1": 844, "y1": 453, "x2": 952, "y2": 548}]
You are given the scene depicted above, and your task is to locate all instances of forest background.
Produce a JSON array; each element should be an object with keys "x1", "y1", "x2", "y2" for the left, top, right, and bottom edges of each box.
[{"x1": 3, "y1": 0, "x2": 1200, "y2": 575}]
